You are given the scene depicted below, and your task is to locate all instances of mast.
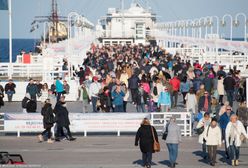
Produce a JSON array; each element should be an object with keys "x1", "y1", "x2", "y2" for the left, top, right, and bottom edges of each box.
[{"x1": 121, "y1": 0, "x2": 125, "y2": 38}]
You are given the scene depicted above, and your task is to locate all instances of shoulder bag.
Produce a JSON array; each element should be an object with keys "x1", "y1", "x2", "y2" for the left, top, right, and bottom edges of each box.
[{"x1": 151, "y1": 126, "x2": 160, "y2": 152}]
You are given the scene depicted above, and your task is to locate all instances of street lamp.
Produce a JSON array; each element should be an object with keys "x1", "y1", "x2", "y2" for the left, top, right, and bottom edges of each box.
[
  {"x1": 221, "y1": 14, "x2": 233, "y2": 40},
  {"x1": 234, "y1": 13, "x2": 247, "y2": 42},
  {"x1": 211, "y1": 16, "x2": 220, "y2": 36}
]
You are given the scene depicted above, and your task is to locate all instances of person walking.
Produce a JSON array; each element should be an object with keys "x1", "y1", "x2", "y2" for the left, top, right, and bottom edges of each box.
[
  {"x1": 54, "y1": 96, "x2": 76, "y2": 141},
  {"x1": 4, "y1": 79, "x2": 16, "y2": 102},
  {"x1": 180, "y1": 76, "x2": 190, "y2": 105},
  {"x1": 223, "y1": 73, "x2": 236, "y2": 107},
  {"x1": 196, "y1": 112, "x2": 211, "y2": 159},
  {"x1": 157, "y1": 87, "x2": 171, "y2": 112},
  {"x1": 37, "y1": 99, "x2": 55, "y2": 143},
  {"x1": 203, "y1": 117, "x2": 222, "y2": 166},
  {"x1": 165, "y1": 117, "x2": 182, "y2": 168},
  {"x1": 185, "y1": 87, "x2": 197, "y2": 114},
  {"x1": 225, "y1": 114, "x2": 248, "y2": 166},
  {"x1": 198, "y1": 91, "x2": 211, "y2": 114},
  {"x1": 236, "y1": 101, "x2": 248, "y2": 131},
  {"x1": 26, "y1": 78, "x2": 38, "y2": 101},
  {"x1": 219, "y1": 106, "x2": 235, "y2": 159},
  {"x1": 169, "y1": 75, "x2": 180, "y2": 108},
  {"x1": 40, "y1": 83, "x2": 49, "y2": 105},
  {"x1": 55, "y1": 77, "x2": 64, "y2": 102},
  {"x1": 135, "y1": 118, "x2": 159, "y2": 168},
  {"x1": 112, "y1": 85, "x2": 125, "y2": 112},
  {"x1": 217, "y1": 75, "x2": 225, "y2": 105},
  {"x1": 89, "y1": 76, "x2": 101, "y2": 112}
]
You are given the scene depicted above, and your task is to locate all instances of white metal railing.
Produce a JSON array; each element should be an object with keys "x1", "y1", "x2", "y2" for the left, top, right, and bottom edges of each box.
[{"x1": 150, "y1": 112, "x2": 192, "y2": 136}]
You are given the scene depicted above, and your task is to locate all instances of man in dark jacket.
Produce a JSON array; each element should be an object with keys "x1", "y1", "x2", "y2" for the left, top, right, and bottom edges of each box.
[
  {"x1": 219, "y1": 106, "x2": 235, "y2": 159},
  {"x1": 223, "y1": 73, "x2": 236, "y2": 107},
  {"x1": 26, "y1": 79, "x2": 38, "y2": 101},
  {"x1": 128, "y1": 74, "x2": 140, "y2": 105},
  {"x1": 4, "y1": 79, "x2": 16, "y2": 102},
  {"x1": 198, "y1": 91, "x2": 211, "y2": 113},
  {"x1": 54, "y1": 96, "x2": 76, "y2": 141}
]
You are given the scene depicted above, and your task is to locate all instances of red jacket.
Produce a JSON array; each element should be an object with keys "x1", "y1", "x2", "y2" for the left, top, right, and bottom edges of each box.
[{"x1": 170, "y1": 77, "x2": 181, "y2": 91}]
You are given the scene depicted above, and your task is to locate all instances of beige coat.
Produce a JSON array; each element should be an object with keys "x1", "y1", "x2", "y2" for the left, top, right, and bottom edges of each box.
[{"x1": 217, "y1": 79, "x2": 224, "y2": 95}]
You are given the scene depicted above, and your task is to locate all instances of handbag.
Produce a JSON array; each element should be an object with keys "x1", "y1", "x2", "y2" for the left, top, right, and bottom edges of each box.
[
  {"x1": 162, "y1": 123, "x2": 169, "y2": 140},
  {"x1": 196, "y1": 126, "x2": 204, "y2": 135},
  {"x1": 151, "y1": 126, "x2": 160, "y2": 152}
]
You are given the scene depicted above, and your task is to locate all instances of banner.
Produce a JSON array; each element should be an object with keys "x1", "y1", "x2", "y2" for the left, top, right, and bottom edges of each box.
[
  {"x1": 0, "y1": 0, "x2": 8, "y2": 10},
  {"x1": 3, "y1": 113, "x2": 149, "y2": 132}
]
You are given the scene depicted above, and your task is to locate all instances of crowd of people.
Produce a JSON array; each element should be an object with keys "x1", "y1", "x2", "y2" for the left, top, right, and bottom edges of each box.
[{"x1": 0, "y1": 44, "x2": 248, "y2": 167}]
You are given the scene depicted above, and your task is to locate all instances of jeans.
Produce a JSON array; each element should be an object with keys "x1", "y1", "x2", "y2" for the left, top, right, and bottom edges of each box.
[
  {"x1": 202, "y1": 141, "x2": 207, "y2": 158},
  {"x1": 136, "y1": 103, "x2": 146, "y2": 112},
  {"x1": 56, "y1": 92, "x2": 62, "y2": 102},
  {"x1": 229, "y1": 143, "x2": 240, "y2": 160},
  {"x1": 171, "y1": 91, "x2": 178, "y2": 107},
  {"x1": 161, "y1": 105, "x2": 169, "y2": 112},
  {"x1": 6, "y1": 91, "x2": 14, "y2": 102},
  {"x1": 114, "y1": 105, "x2": 124, "y2": 112},
  {"x1": 41, "y1": 127, "x2": 52, "y2": 139},
  {"x1": 207, "y1": 145, "x2": 217, "y2": 164},
  {"x1": 225, "y1": 90, "x2": 234, "y2": 107},
  {"x1": 142, "y1": 152, "x2": 152, "y2": 167},
  {"x1": 91, "y1": 96, "x2": 98, "y2": 112},
  {"x1": 167, "y1": 143, "x2": 179, "y2": 165}
]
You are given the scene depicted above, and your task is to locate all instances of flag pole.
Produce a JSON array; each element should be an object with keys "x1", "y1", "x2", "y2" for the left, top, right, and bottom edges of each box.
[{"x1": 8, "y1": 0, "x2": 12, "y2": 79}]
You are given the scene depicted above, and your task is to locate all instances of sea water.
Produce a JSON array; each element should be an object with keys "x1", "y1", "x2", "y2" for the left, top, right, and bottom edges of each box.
[{"x1": 0, "y1": 39, "x2": 37, "y2": 62}]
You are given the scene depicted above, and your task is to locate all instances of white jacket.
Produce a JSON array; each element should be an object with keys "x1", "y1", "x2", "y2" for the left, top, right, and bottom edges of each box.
[
  {"x1": 197, "y1": 118, "x2": 211, "y2": 144},
  {"x1": 225, "y1": 120, "x2": 248, "y2": 147},
  {"x1": 203, "y1": 125, "x2": 222, "y2": 146}
]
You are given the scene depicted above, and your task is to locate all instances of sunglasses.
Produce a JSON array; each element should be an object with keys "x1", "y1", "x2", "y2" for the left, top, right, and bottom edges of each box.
[{"x1": 227, "y1": 109, "x2": 231, "y2": 110}]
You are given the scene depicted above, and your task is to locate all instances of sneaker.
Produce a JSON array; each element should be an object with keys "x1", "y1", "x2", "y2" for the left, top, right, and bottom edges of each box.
[
  {"x1": 47, "y1": 139, "x2": 54, "y2": 144},
  {"x1": 68, "y1": 137, "x2": 76, "y2": 141},
  {"x1": 235, "y1": 160, "x2": 239, "y2": 166},
  {"x1": 232, "y1": 160, "x2": 235, "y2": 166},
  {"x1": 37, "y1": 134, "x2": 44, "y2": 142}
]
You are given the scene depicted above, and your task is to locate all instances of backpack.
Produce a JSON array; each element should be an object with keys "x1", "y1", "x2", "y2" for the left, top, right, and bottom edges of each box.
[{"x1": 153, "y1": 86, "x2": 158, "y2": 96}]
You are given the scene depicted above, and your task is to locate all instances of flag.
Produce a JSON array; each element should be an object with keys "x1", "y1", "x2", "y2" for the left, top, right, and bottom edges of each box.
[{"x1": 0, "y1": 0, "x2": 8, "y2": 10}]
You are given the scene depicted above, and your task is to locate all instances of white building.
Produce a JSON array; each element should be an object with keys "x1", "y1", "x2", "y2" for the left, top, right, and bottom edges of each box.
[{"x1": 96, "y1": 2, "x2": 156, "y2": 45}]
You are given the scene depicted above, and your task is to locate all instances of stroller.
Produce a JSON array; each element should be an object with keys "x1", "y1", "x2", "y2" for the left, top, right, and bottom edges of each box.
[{"x1": 0, "y1": 152, "x2": 25, "y2": 165}]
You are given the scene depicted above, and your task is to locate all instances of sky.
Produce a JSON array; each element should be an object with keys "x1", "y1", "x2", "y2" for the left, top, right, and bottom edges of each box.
[{"x1": 0, "y1": 0, "x2": 248, "y2": 39}]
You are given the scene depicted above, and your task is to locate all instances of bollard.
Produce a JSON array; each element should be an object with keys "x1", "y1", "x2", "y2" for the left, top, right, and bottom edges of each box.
[
  {"x1": 17, "y1": 130, "x2": 20, "y2": 137},
  {"x1": 84, "y1": 130, "x2": 87, "y2": 137}
]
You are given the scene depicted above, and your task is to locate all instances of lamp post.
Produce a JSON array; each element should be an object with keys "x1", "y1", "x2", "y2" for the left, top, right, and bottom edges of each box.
[
  {"x1": 234, "y1": 13, "x2": 247, "y2": 42},
  {"x1": 211, "y1": 16, "x2": 220, "y2": 36},
  {"x1": 222, "y1": 14, "x2": 233, "y2": 40}
]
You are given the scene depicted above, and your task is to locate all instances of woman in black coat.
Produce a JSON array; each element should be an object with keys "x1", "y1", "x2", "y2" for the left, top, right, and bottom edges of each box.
[
  {"x1": 54, "y1": 96, "x2": 76, "y2": 141},
  {"x1": 38, "y1": 99, "x2": 54, "y2": 143},
  {"x1": 135, "y1": 118, "x2": 159, "y2": 168}
]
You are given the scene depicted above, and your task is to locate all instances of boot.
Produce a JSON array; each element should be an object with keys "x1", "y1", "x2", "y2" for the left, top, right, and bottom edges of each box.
[
  {"x1": 231, "y1": 160, "x2": 235, "y2": 166},
  {"x1": 47, "y1": 139, "x2": 54, "y2": 144},
  {"x1": 235, "y1": 160, "x2": 239, "y2": 166},
  {"x1": 37, "y1": 134, "x2": 44, "y2": 142}
]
